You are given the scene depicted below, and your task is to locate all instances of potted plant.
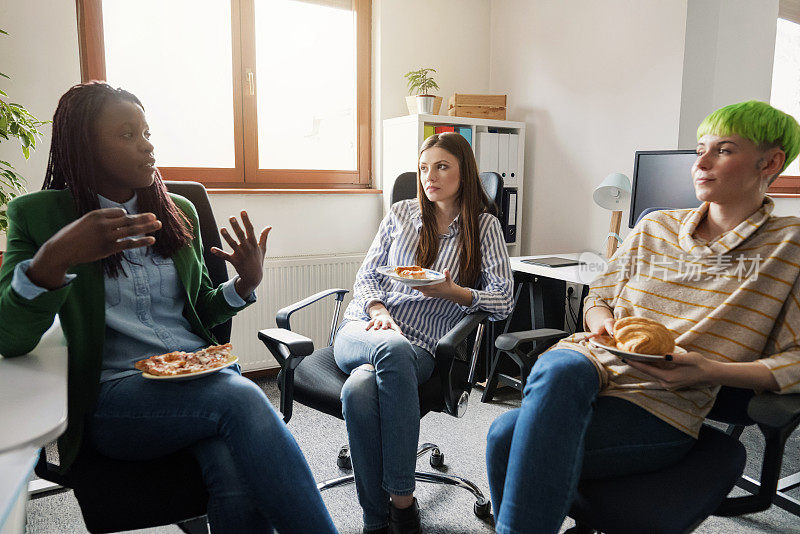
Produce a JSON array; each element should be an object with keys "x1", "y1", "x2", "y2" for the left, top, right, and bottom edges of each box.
[
  {"x1": 404, "y1": 67, "x2": 440, "y2": 115},
  {"x1": 0, "y1": 29, "x2": 47, "y2": 267}
]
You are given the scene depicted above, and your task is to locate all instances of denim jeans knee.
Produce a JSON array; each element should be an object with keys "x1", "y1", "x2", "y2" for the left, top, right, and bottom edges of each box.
[
  {"x1": 341, "y1": 365, "x2": 379, "y2": 418},
  {"x1": 523, "y1": 348, "x2": 599, "y2": 400}
]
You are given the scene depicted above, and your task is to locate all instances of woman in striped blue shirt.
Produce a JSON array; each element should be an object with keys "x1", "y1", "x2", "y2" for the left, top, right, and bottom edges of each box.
[{"x1": 334, "y1": 132, "x2": 514, "y2": 534}]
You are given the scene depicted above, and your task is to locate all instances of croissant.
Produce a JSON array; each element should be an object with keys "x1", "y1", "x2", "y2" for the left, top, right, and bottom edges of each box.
[{"x1": 614, "y1": 317, "x2": 675, "y2": 355}]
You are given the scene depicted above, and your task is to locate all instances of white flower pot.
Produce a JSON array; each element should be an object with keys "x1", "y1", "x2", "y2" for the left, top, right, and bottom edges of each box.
[{"x1": 416, "y1": 95, "x2": 435, "y2": 114}]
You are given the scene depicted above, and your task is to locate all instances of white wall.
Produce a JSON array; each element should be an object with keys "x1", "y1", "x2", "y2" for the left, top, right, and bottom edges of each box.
[
  {"x1": 489, "y1": 0, "x2": 795, "y2": 254},
  {"x1": 0, "y1": 0, "x2": 81, "y2": 250},
  {"x1": 678, "y1": 0, "x2": 779, "y2": 147},
  {"x1": 372, "y1": 0, "x2": 491, "y2": 188},
  {"x1": 489, "y1": 0, "x2": 688, "y2": 255}
]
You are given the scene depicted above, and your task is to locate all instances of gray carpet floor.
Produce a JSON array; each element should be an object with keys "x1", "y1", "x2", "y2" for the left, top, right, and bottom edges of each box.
[{"x1": 25, "y1": 377, "x2": 800, "y2": 533}]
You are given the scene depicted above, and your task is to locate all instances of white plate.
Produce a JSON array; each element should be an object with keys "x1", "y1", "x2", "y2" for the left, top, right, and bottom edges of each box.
[
  {"x1": 141, "y1": 356, "x2": 238, "y2": 381},
  {"x1": 588, "y1": 337, "x2": 685, "y2": 363},
  {"x1": 376, "y1": 266, "x2": 446, "y2": 287}
]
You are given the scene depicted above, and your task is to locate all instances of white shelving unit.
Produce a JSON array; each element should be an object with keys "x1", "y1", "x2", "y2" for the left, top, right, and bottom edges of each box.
[{"x1": 382, "y1": 113, "x2": 526, "y2": 252}]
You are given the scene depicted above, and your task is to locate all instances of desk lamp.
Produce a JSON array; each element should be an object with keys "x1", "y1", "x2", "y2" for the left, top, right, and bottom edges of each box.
[{"x1": 593, "y1": 172, "x2": 631, "y2": 258}]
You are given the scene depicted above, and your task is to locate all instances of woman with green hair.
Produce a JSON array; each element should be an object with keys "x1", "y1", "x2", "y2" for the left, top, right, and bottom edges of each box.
[{"x1": 486, "y1": 100, "x2": 800, "y2": 534}]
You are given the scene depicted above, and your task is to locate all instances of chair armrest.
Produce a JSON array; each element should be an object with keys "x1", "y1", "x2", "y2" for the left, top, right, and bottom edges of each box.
[
  {"x1": 747, "y1": 392, "x2": 800, "y2": 430},
  {"x1": 276, "y1": 288, "x2": 348, "y2": 330},
  {"x1": 495, "y1": 328, "x2": 569, "y2": 352},
  {"x1": 436, "y1": 311, "x2": 490, "y2": 362},
  {"x1": 257, "y1": 328, "x2": 314, "y2": 370},
  {"x1": 716, "y1": 391, "x2": 800, "y2": 516},
  {"x1": 436, "y1": 312, "x2": 489, "y2": 417}
]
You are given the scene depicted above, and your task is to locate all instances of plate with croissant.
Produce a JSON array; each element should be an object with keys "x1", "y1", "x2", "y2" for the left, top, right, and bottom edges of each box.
[
  {"x1": 589, "y1": 317, "x2": 686, "y2": 362},
  {"x1": 376, "y1": 265, "x2": 446, "y2": 287}
]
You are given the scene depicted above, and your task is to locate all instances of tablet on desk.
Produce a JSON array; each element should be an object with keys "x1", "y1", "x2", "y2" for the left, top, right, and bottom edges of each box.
[{"x1": 521, "y1": 257, "x2": 584, "y2": 268}]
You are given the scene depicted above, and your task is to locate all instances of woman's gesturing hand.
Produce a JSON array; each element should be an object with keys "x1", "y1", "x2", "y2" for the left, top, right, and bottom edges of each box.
[
  {"x1": 27, "y1": 208, "x2": 162, "y2": 289},
  {"x1": 211, "y1": 211, "x2": 271, "y2": 299}
]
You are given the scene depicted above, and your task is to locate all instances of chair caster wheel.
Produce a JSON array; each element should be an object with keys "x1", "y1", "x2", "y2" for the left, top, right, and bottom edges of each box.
[
  {"x1": 474, "y1": 500, "x2": 491, "y2": 519},
  {"x1": 337, "y1": 446, "x2": 352, "y2": 470},
  {"x1": 429, "y1": 448, "x2": 444, "y2": 468}
]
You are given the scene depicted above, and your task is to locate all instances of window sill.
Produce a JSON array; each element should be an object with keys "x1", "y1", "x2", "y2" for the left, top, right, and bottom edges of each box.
[
  {"x1": 767, "y1": 175, "x2": 800, "y2": 197},
  {"x1": 207, "y1": 188, "x2": 383, "y2": 195}
]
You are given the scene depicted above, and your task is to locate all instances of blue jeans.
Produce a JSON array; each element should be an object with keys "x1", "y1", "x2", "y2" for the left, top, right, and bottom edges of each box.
[
  {"x1": 87, "y1": 366, "x2": 337, "y2": 534},
  {"x1": 333, "y1": 321, "x2": 436, "y2": 530},
  {"x1": 486, "y1": 349, "x2": 695, "y2": 534}
]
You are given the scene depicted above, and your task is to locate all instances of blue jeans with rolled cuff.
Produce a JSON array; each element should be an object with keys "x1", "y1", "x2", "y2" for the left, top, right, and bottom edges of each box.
[
  {"x1": 486, "y1": 349, "x2": 695, "y2": 534},
  {"x1": 87, "y1": 365, "x2": 338, "y2": 534},
  {"x1": 333, "y1": 320, "x2": 436, "y2": 530}
]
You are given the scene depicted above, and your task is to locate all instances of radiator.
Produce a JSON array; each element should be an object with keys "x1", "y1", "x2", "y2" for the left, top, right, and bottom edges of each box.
[{"x1": 231, "y1": 253, "x2": 365, "y2": 371}]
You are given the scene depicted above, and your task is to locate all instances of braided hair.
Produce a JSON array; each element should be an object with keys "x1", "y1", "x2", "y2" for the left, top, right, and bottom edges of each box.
[{"x1": 43, "y1": 81, "x2": 192, "y2": 277}]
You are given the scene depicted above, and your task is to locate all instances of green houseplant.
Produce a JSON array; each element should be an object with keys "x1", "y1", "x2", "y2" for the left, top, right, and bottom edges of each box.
[
  {"x1": 404, "y1": 67, "x2": 440, "y2": 114},
  {"x1": 0, "y1": 29, "x2": 48, "y2": 266}
]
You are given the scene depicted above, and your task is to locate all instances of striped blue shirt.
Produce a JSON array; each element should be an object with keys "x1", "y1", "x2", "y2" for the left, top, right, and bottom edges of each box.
[{"x1": 342, "y1": 199, "x2": 513, "y2": 354}]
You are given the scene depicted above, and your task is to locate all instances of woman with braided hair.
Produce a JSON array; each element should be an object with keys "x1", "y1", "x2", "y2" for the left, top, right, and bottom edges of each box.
[{"x1": 0, "y1": 82, "x2": 336, "y2": 533}]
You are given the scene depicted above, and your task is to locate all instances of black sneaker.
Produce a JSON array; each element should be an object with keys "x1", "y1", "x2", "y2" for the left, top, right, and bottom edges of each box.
[
  {"x1": 389, "y1": 498, "x2": 421, "y2": 534},
  {"x1": 363, "y1": 526, "x2": 389, "y2": 534}
]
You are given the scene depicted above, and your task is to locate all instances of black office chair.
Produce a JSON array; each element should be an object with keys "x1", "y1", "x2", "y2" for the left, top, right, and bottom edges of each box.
[
  {"x1": 257, "y1": 172, "x2": 504, "y2": 520},
  {"x1": 34, "y1": 181, "x2": 228, "y2": 534},
  {"x1": 568, "y1": 387, "x2": 800, "y2": 533}
]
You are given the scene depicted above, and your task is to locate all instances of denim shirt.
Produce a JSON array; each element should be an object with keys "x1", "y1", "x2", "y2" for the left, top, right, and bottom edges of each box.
[{"x1": 11, "y1": 193, "x2": 249, "y2": 382}]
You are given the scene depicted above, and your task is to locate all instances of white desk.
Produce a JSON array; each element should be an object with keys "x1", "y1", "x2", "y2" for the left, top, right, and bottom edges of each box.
[
  {"x1": 0, "y1": 320, "x2": 68, "y2": 534},
  {"x1": 505, "y1": 253, "x2": 603, "y2": 332},
  {"x1": 510, "y1": 253, "x2": 604, "y2": 286}
]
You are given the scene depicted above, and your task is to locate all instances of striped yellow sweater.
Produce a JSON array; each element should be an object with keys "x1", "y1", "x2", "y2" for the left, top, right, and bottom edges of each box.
[{"x1": 554, "y1": 197, "x2": 800, "y2": 438}]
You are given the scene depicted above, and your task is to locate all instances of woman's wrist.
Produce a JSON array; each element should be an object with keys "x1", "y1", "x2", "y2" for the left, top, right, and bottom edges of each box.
[
  {"x1": 585, "y1": 306, "x2": 613, "y2": 333},
  {"x1": 26, "y1": 243, "x2": 72, "y2": 290},
  {"x1": 234, "y1": 277, "x2": 257, "y2": 300},
  {"x1": 705, "y1": 359, "x2": 780, "y2": 391},
  {"x1": 368, "y1": 302, "x2": 389, "y2": 318},
  {"x1": 454, "y1": 285, "x2": 473, "y2": 306}
]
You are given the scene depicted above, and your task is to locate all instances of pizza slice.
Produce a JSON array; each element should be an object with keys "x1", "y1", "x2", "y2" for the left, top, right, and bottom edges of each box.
[
  {"x1": 394, "y1": 265, "x2": 427, "y2": 279},
  {"x1": 135, "y1": 343, "x2": 235, "y2": 376}
]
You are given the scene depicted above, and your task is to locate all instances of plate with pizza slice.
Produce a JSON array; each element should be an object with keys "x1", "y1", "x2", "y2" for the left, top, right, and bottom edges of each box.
[
  {"x1": 376, "y1": 265, "x2": 446, "y2": 287},
  {"x1": 135, "y1": 343, "x2": 238, "y2": 381}
]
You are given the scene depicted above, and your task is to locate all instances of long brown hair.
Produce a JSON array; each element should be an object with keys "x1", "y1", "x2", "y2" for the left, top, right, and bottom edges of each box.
[
  {"x1": 42, "y1": 81, "x2": 192, "y2": 277},
  {"x1": 415, "y1": 132, "x2": 491, "y2": 288}
]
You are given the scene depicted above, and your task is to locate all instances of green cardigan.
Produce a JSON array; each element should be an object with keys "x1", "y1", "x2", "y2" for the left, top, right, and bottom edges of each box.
[{"x1": 0, "y1": 189, "x2": 249, "y2": 473}]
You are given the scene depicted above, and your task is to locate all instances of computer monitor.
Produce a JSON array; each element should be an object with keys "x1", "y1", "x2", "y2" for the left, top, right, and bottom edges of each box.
[{"x1": 628, "y1": 150, "x2": 701, "y2": 228}]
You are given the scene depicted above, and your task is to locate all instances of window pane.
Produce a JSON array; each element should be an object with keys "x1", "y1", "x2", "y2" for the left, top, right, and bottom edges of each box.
[
  {"x1": 103, "y1": 0, "x2": 235, "y2": 168},
  {"x1": 771, "y1": 18, "x2": 800, "y2": 175},
  {"x1": 254, "y1": 0, "x2": 357, "y2": 170}
]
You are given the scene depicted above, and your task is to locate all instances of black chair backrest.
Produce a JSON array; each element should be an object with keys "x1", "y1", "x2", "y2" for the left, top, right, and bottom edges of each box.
[
  {"x1": 165, "y1": 180, "x2": 232, "y2": 344},
  {"x1": 479, "y1": 171, "x2": 503, "y2": 219},
  {"x1": 391, "y1": 172, "x2": 418, "y2": 204},
  {"x1": 390, "y1": 171, "x2": 504, "y2": 218}
]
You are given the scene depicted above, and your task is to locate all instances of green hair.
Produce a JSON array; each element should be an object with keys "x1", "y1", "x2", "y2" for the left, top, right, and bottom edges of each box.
[{"x1": 697, "y1": 100, "x2": 800, "y2": 174}]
